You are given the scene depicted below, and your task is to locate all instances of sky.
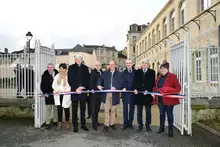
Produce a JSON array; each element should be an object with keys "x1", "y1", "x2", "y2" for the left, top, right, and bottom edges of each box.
[{"x1": 0, "y1": 0, "x2": 168, "y2": 52}]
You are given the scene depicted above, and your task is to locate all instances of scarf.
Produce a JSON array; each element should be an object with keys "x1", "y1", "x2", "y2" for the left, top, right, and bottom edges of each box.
[{"x1": 57, "y1": 72, "x2": 67, "y2": 87}]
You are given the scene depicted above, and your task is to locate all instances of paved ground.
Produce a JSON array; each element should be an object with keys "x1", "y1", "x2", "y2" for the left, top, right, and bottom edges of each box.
[{"x1": 0, "y1": 119, "x2": 220, "y2": 147}]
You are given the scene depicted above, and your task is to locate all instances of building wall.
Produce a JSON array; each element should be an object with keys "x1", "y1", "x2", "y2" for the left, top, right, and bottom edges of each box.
[
  {"x1": 135, "y1": 0, "x2": 220, "y2": 73},
  {"x1": 95, "y1": 47, "x2": 118, "y2": 65}
]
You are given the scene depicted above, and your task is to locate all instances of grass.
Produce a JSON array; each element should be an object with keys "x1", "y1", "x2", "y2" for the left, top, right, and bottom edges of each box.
[{"x1": 199, "y1": 118, "x2": 220, "y2": 132}]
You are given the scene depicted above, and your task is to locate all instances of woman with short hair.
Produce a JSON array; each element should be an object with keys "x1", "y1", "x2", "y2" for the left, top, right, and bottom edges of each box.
[{"x1": 153, "y1": 62, "x2": 181, "y2": 137}]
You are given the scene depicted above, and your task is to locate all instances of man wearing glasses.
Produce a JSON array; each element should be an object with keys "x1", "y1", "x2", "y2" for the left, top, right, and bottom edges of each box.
[
  {"x1": 90, "y1": 61, "x2": 103, "y2": 130},
  {"x1": 121, "y1": 59, "x2": 136, "y2": 130}
]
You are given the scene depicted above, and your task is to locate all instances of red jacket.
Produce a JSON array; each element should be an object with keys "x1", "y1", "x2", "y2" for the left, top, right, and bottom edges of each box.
[{"x1": 152, "y1": 72, "x2": 181, "y2": 106}]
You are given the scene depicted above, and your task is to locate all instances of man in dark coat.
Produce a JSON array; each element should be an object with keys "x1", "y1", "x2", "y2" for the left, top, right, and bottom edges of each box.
[
  {"x1": 90, "y1": 61, "x2": 103, "y2": 130},
  {"x1": 121, "y1": 59, "x2": 135, "y2": 130},
  {"x1": 97, "y1": 60, "x2": 123, "y2": 133},
  {"x1": 68, "y1": 55, "x2": 90, "y2": 133},
  {"x1": 14, "y1": 64, "x2": 23, "y2": 98},
  {"x1": 134, "y1": 58, "x2": 155, "y2": 132},
  {"x1": 40, "y1": 63, "x2": 58, "y2": 129}
]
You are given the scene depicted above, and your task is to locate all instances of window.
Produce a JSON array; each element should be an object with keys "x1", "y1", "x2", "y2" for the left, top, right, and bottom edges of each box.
[
  {"x1": 152, "y1": 29, "x2": 156, "y2": 45},
  {"x1": 180, "y1": 0, "x2": 186, "y2": 25},
  {"x1": 156, "y1": 25, "x2": 160, "y2": 42},
  {"x1": 100, "y1": 50, "x2": 104, "y2": 55},
  {"x1": 163, "y1": 18, "x2": 168, "y2": 37},
  {"x1": 195, "y1": 51, "x2": 202, "y2": 81},
  {"x1": 133, "y1": 45, "x2": 135, "y2": 53},
  {"x1": 201, "y1": 0, "x2": 211, "y2": 11},
  {"x1": 152, "y1": 63, "x2": 155, "y2": 70},
  {"x1": 112, "y1": 52, "x2": 115, "y2": 57},
  {"x1": 170, "y1": 11, "x2": 175, "y2": 32},
  {"x1": 145, "y1": 37, "x2": 147, "y2": 50},
  {"x1": 140, "y1": 42, "x2": 142, "y2": 54},
  {"x1": 132, "y1": 36, "x2": 137, "y2": 43},
  {"x1": 142, "y1": 40, "x2": 144, "y2": 52},
  {"x1": 148, "y1": 34, "x2": 151, "y2": 48},
  {"x1": 210, "y1": 47, "x2": 218, "y2": 82}
]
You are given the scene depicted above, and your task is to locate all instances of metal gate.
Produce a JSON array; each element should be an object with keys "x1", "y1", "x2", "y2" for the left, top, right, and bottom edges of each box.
[
  {"x1": 34, "y1": 40, "x2": 56, "y2": 128},
  {"x1": 170, "y1": 30, "x2": 192, "y2": 135}
]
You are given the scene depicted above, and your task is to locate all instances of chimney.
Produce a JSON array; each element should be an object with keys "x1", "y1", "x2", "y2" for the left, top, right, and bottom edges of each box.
[{"x1": 4, "y1": 48, "x2": 8, "y2": 54}]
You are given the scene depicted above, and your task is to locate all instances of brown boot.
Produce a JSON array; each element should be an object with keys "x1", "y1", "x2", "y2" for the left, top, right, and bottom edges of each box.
[
  {"x1": 65, "y1": 121, "x2": 70, "y2": 130},
  {"x1": 58, "y1": 122, "x2": 62, "y2": 129}
]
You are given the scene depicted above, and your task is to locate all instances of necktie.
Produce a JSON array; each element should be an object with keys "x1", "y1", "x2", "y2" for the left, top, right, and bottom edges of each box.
[{"x1": 110, "y1": 72, "x2": 113, "y2": 88}]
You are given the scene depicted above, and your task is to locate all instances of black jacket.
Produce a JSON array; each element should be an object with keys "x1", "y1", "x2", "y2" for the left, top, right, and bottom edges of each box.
[
  {"x1": 90, "y1": 69, "x2": 103, "y2": 99},
  {"x1": 68, "y1": 63, "x2": 90, "y2": 101},
  {"x1": 133, "y1": 68, "x2": 155, "y2": 106},
  {"x1": 40, "y1": 69, "x2": 58, "y2": 105}
]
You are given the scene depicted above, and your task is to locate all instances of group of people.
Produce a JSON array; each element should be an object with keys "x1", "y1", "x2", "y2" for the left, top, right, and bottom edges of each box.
[{"x1": 40, "y1": 55, "x2": 181, "y2": 137}]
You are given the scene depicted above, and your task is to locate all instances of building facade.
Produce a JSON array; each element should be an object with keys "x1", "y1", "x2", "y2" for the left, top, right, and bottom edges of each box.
[
  {"x1": 55, "y1": 44, "x2": 124, "y2": 69},
  {"x1": 126, "y1": 24, "x2": 148, "y2": 61},
  {"x1": 133, "y1": 0, "x2": 220, "y2": 74}
]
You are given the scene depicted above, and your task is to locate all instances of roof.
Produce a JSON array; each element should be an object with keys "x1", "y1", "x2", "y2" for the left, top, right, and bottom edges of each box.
[
  {"x1": 11, "y1": 48, "x2": 35, "y2": 54},
  {"x1": 118, "y1": 51, "x2": 127, "y2": 59},
  {"x1": 55, "y1": 48, "x2": 71, "y2": 55},
  {"x1": 73, "y1": 44, "x2": 94, "y2": 54},
  {"x1": 83, "y1": 44, "x2": 118, "y2": 52}
]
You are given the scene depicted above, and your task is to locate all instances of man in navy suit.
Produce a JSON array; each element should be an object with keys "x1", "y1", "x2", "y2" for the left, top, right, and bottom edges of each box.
[
  {"x1": 121, "y1": 59, "x2": 135, "y2": 130},
  {"x1": 97, "y1": 60, "x2": 123, "y2": 133}
]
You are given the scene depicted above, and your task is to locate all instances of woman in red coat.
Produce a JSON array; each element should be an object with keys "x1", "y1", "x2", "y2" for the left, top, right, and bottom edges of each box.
[{"x1": 152, "y1": 62, "x2": 181, "y2": 137}]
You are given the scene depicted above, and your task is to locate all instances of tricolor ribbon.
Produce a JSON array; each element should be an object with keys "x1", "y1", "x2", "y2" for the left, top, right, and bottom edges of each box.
[{"x1": 38, "y1": 90, "x2": 184, "y2": 99}]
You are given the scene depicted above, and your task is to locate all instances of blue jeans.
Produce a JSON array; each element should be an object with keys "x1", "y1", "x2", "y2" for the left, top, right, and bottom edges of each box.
[
  {"x1": 137, "y1": 105, "x2": 151, "y2": 128},
  {"x1": 123, "y1": 102, "x2": 135, "y2": 126},
  {"x1": 158, "y1": 102, "x2": 174, "y2": 130}
]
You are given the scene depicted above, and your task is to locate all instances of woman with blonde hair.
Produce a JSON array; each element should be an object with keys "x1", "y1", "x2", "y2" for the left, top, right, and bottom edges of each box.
[{"x1": 52, "y1": 63, "x2": 71, "y2": 129}]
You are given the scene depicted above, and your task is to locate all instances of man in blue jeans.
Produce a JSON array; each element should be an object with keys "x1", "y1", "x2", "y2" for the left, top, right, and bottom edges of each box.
[
  {"x1": 133, "y1": 59, "x2": 155, "y2": 132},
  {"x1": 121, "y1": 59, "x2": 135, "y2": 130}
]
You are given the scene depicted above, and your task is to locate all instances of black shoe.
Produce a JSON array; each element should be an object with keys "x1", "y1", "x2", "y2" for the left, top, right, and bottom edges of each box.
[
  {"x1": 96, "y1": 122, "x2": 102, "y2": 126},
  {"x1": 17, "y1": 96, "x2": 23, "y2": 98},
  {"x1": 81, "y1": 126, "x2": 89, "y2": 131},
  {"x1": 103, "y1": 126, "x2": 109, "y2": 133},
  {"x1": 93, "y1": 125, "x2": 97, "y2": 131},
  {"x1": 87, "y1": 115, "x2": 91, "y2": 119},
  {"x1": 137, "y1": 126, "x2": 143, "y2": 132},
  {"x1": 53, "y1": 122, "x2": 58, "y2": 127},
  {"x1": 110, "y1": 125, "x2": 116, "y2": 130},
  {"x1": 129, "y1": 125, "x2": 133, "y2": 129},
  {"x1": 73, "y1": 128, "x2": 79, "y2": 133},
  {"x1": 156, "y1": 127, "x2": 165, "y2": 133},
  {"x1": 146, "y1": 126, "x2": 152, "y2": 132},
  {"x1": 45, "y1": 124, "x2": 50, "y2": 130},
  {"x1": 168, "y1": 129, "x2": 173, "y2": 137},
  {"x1": 122, "y1": 125, "x2": 128, "y2": 130}
]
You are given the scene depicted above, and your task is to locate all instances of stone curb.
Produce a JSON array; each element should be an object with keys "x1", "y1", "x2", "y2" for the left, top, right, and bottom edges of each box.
[{"x1": 196, "y1": 122, "x2": 220, "y2": 137}]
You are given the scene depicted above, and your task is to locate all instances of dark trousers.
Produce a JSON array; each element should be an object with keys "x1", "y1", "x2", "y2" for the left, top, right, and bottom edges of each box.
[
  {"x1": 72, "y1": 100, "x2": 86, "y2": 128},
  {"x1": 91, "y1": 97, "x2": 101, "y2": 126},
  {"x1": 16, "y1": 83, "x2": 22, "y2": 96},
  {"x1": 137, "y1": 105, "x2": 151, "y2": 128},
  {"x1": 123, "y1": 101, "x2": 135, "y2": 127},
  {"x1": 57, "y1": 95, "x2": 70, "y2": 122},
  {"x1": 86, "y1": 95, "x2": 92, "y2": 116},
  {"x1": 158, "y1": 103, "x2": 174, "y2": 130}
]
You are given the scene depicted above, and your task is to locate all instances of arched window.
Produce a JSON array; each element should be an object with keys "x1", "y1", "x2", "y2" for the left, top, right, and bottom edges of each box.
[
  {"x1": 148, "y1": 34, "x2": 151, "y2": 48},
  {"x1": 152, "y1": 29, "x2": 156, "y2": 45},
  {"x1": 201, "y1": 0, "x2": 211, "y2": 11},
  {"x1": 170, "y1": 10, "x2": 175, "y2": 32},
  {"x1": 145, "y1": 37, "x2": 148, "y2": 50},
  {"x1": 152, "y1": 63, "x2": 155, "y2": 70},
  {"x1": 180, "y1": 0, "x2": 186, "y2": 25},
  {"x1": 163, "y1": 18, "x2": 168, "y2": 37},
  {"x1": 156, "y1": 25, "x2": 160, "y2": 42}
]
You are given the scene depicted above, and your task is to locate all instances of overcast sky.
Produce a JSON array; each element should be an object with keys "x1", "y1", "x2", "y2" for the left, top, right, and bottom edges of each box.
[{"x1": 0, "y1": 0, "x2": 168, "y2": 52}]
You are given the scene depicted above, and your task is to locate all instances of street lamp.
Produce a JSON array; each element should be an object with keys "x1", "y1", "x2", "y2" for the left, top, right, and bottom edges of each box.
[{"x1": 26, "y1": 31, "x2": 33, "y2": 64}]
